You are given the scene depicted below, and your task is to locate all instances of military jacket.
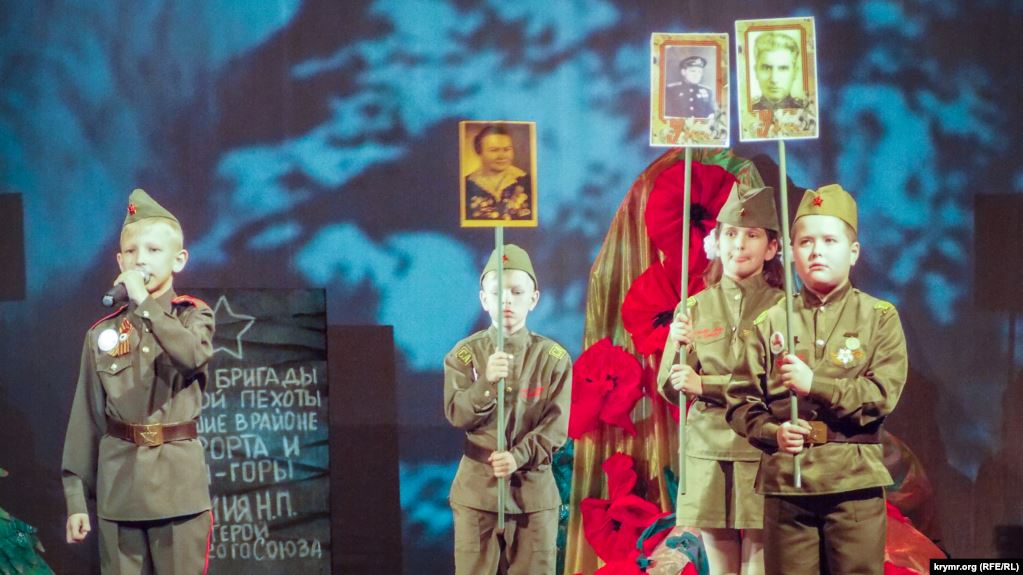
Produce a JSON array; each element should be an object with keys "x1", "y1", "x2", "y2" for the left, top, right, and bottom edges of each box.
[
  {"x1": 752, "y1": 95, "x2": 805, "y2": 111},
  {"x1": 725, "y1": 283, "x2": 908, "y2": 495},
  {"x1": 659, "y1": 274, "x2": 782, "y2": 461},
  {"x1": 444, "y1": 326, "x2": 571, "y2": 513},
  {"x1": 62, "y1": 290, "x2": 215, "y2": 521},
  {"x1": 666, "y1": 81, "x2": 715, "y2": 118}
]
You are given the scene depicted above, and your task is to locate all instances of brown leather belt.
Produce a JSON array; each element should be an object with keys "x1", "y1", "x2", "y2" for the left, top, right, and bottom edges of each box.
[
  {"x1": 464, "y1": 439, "x2": 493, "y2": 464},
  {"x1": 106, "y1": 418, "x2": 198, "y2": 447},
  {"x1": 807, "y1": 421, "x2": 881, "y2": 445}
]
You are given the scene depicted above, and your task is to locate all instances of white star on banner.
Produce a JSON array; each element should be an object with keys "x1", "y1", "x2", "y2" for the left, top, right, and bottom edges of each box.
[{"x1": 212, "y1": 295, "x2": 255, "y2": 359}]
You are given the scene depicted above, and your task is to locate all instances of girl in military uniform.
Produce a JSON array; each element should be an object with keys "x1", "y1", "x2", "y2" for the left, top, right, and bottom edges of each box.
[{"x1": 658, "y1": 184, "x2": 783, "y2": 575}]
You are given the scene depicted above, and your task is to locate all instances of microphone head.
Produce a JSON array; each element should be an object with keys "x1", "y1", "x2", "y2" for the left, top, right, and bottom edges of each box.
[{"x1": 101, "y1": 270, "x2": 149, "y2": 307}]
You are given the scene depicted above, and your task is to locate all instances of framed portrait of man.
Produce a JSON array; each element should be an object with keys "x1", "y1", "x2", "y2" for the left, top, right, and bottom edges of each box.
[
  {"x1": 650, "y1": 32, "x2": 730, "y2": 148},
  {"x1": 458, "y1": 121, "x2": 538, "y2": 228},
  {"x1": 736, "y1": 17, "x2": 819, "y2": 141}
]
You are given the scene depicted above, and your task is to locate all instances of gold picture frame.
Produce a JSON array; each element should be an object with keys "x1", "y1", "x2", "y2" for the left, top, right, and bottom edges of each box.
[
  {"x1": 650, "y1": 32, "x2": 730, "y2": 148},
  {"x1": 736, "y1": 17, "x2": 819, "y2": 141},
  {"x1": 459, "y1": 120, "x2": 538, "y2": 228}
]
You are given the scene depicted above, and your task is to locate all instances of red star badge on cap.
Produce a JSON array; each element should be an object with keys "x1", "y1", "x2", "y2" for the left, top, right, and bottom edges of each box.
[
  {"x1": 127, "y1": 203, "x2": 137, "y2": 215},
  {"x1": 502, "y1": 255, "x2": 509, "y2": 262},
  {"x1": 812, "y1": 194, "x2": 824, "y2": 207}
]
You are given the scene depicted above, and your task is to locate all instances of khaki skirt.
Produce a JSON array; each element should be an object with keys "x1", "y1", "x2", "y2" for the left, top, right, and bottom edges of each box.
[{"x1": 675, "y1": 456, "x2": 763, "y2": 529}]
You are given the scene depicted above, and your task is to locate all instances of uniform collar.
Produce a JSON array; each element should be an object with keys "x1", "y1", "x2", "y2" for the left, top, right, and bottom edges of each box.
[
  {"x1": 719, "y1": 272, "x2": 769, "y2": 297},
  {"x1": 468, "y1": 165, "x2": 527, "y2": 194},
  {"x1": 488, "y1": 324, "x2": 531, "y2": 351},
  {"x1": 801, "y1": 281, "x2": 852, "y2": 308},
  {"x1": 757, "y1": 96, "x2": 799, "y2": 110},
  {"x1": 138, "y1": 288, "x2": 177, "y2": 315}
]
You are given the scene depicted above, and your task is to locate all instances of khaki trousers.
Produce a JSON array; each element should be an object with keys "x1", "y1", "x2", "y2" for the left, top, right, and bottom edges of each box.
[
  {"x1": 98, "y1": 511, "x2": 212, "y2": 575},
  {"x1": 763, "y1": 487, "x2": 885, "y2": 575},
  {"x1": 451, "y1": 502, "x2": 558, "y2": 575}
]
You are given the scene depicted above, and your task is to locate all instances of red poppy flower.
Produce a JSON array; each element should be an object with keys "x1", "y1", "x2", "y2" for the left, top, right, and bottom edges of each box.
[
  {"x1": 884, "y1": 501, "x2": 945, "y2": 575},
  {"x1": 569, "y1": 339, "x2": 644, "y2": 438},
  {"x1": 645, "y1": 160, "x2": 734, "y2": 272},
  {"x1": 580, "y1": 453, "x2": 669, "y2": 564},
  {"x1": 621, "y1": 258, "x2": 705, "y2": 357}
]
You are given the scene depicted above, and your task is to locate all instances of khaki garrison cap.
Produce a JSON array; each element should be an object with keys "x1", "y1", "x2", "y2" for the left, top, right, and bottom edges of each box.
[
  {"x1": 716, "y1": 183, "x2": 780, "y2": 232},
  {"x1": 480, "y1": 244, "x2": 537, "y2": 288},
  {"x1": 123, "y1": 188, "x2": 179, "y2": 227},
  {"x1": 794, "y1": 184, "x2": 858, "y2": 233}
]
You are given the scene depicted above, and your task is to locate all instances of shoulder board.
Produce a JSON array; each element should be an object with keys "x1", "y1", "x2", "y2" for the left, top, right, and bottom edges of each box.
[
  {"x1": 753, "y1": 308, "x2": 771, "y2": 326},
  {"x1": 755, "y1": 298, "x2": 784, "y2": 326},
  {"x1": 455, "y1": 345, "x2": 473, "y2": 366},
  {"x1": 90, "y1": 306, "x2": 127, "y2": 330},
  {"x1": 873, "y1": 300, "x2": 896, "y2": 314},
  {"x1": 548, "y1": 344, "x2": 568, "y2": 360},
  {"x1": 172, "y1": 295, "x2": 208, "y2": 308},
  {"x1": 753, "y1": 296, "x2": 786, "y2": 326},
  {"x1": 686, "y1": 295, "x2": 697, "y2": 308}
]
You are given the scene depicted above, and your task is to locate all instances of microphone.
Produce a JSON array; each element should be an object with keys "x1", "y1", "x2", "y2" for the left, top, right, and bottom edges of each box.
[{"x1": 102, "y1": 270, "x2": 151, "y2": 307}]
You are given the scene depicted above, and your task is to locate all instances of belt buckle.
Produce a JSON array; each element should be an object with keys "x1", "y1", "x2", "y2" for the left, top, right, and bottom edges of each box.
[
  {"x1": 133, "y1": 423, "x2": 164, "y2": 447},
  {"x1": 808, "y1": 421, "x2": 828, "y2": 445}
]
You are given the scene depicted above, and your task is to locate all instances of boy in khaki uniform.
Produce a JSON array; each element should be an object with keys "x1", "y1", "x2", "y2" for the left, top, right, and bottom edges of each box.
[
  {"x1": 443, "y1": 244, "x2": 571, "y2": 575},
  {"x1": 659, "y1": 184, "x2": 784, "y2": 575},
  {"x1": 62, "y1": 189, "x2": 215, "y2": 574},
  {"x1": 725, "y1": 184, "x2": 908, "y2": 575}
]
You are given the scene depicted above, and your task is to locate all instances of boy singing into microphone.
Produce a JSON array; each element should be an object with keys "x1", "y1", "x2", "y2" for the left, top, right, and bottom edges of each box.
[{"x1": 62, "y1": 188, "x2": 215, "y2": 574}]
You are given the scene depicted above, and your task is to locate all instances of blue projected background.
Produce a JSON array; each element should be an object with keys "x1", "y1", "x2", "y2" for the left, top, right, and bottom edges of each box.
[{"x1": 1, "y1": 1, "x2": 1021, "y2": 572}]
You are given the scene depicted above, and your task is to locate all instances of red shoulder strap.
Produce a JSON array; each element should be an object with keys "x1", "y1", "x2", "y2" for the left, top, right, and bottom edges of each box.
[
  {"x1": 90, "y1": 306, "x2": 127, "y2": 330},
  {"x1": 172, "y1": 295, "x2": 209, "y2": 308}
]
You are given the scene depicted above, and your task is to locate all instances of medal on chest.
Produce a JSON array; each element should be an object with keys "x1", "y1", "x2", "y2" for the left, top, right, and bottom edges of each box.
[
  {"x1": 830, "y1": 337, "x2": 865, "y2": 367},
  {"x1": 108, "y1": 318, "x2": 134, "y2": 357}
]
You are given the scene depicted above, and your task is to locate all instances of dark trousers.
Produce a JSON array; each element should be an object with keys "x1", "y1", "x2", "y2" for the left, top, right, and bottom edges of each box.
[{"x1": 763, "y1": 487, "x2": 885, "y2": 575}]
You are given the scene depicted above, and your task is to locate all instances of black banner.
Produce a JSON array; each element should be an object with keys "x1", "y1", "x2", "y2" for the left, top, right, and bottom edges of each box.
[{"x1": 190, "y1": 288, "x2": 329, "y2": 574}]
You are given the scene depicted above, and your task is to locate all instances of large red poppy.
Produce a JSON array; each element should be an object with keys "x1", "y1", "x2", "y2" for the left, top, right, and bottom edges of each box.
[
  {"x1": 621, "y1": 258, "x2": 704, "y2": 357},
  {"x1": 883, "y1": 502, "x2": 945, "y2": 574},
  {"x1": 569, "y1": 338, "x2": 644, "y2": 438},
  {"x1": 580, "y1": 453, "x2": 670, "y2": 565},
  {"x1": 645, "y1": 160, "x2": 734, "y2": 272}
]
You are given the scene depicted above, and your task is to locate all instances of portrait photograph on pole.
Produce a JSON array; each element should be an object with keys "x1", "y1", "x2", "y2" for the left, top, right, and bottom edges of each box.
[
  {"x1": 459, "y1": 121, "x2": 538, "y2": 228},
  {"x1": 650, "y1": 33, "x2": 730, "y2": 148},
  {"x1": 736, "y1": 17, "x2": 819, "y2": 141}
]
